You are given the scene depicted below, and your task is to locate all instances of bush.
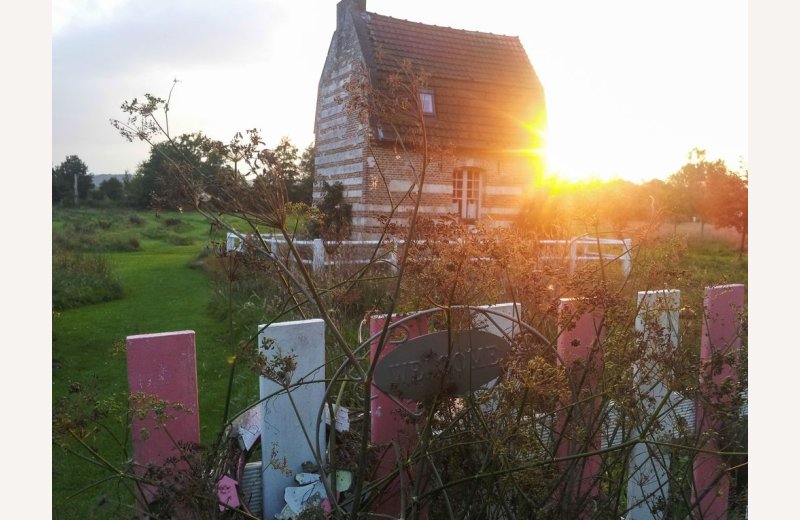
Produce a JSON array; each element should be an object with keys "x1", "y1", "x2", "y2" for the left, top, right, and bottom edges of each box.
[
  {"x1": 109, "y1": 237, "x2": 141, "y2": 252},
  {"x1": 309, "y1": 181, "x2": 352, "y2": 240},
  {"x1": 168, "y1": 236, "x2": 193, "y2": 246},
  {"x1": 52, "y1": 250, "x2": 124, "y2": 310},
  {"x1": 162, "y1": 218, "x2": 191, "y2": 234},
  {"x1": 203, "y1": 252, "x2": 289, "y2": 338}
]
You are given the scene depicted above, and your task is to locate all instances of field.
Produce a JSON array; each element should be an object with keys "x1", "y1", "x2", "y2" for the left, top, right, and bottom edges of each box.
[
  {"x1": 52, "y1": 208, "x2": 259, "y2": 519},
  {"x1": 51, "y1": 207, "x2": 747, "y2": 518}
]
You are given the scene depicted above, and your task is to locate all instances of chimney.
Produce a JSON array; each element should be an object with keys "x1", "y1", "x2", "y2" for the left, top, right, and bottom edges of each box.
[{"x1": 337, "y1": 0, "x2": 366, "y2": 30}]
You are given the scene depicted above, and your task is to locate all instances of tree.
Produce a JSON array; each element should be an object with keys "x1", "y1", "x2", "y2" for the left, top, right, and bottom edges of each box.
[
  {"x1": 640, "y1": 178, "x2": 668, "y2": 222},
  {"x1": 596, "y1": 179, "x2": 650, "y2": 234},
  {"x1": 52, "y1": 155, "x2": 93, "y2": 205},
  {"x1": 129, "y1": 132, "x2": 228, "y2": 210},
  {"x1": 667, "y1": 148, "x2": 729, "y2": 235},
  {"x1": 98, "y1": 177, "x2": 124, "y2": 202},
  {"x1": 706, "y1": 166, "x2": 748, "y2": 256},
  {"x1": 295, "y1": 142, "x2": 316, "y2": 204},
  {"x1": 272, "y1": 137, "x2": 315, "y2": 203},
  {"x1": 273, "y1": 136, "x2": 300, "y2": 185},
  {"x1": 308, "y1": 181, "x2": 352, "y2": 241}
]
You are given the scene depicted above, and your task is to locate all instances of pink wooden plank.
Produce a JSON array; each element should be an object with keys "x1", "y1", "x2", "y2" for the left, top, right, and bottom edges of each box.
[
  {"x1": 216, "y1": 475, "x2": 240, "y2": 512},
  {"x1": 370, "y1": 313, "x2": 428, "y2": 517},
  {"x1": 693, "y1": 284, "x2": 745, "y2": 520},
  {"x1": 126, "y1": 331, "x2": 201, "y2": 507},
  {"x1": 555, "y1": 299, "x2": 605, "y2": 518}
]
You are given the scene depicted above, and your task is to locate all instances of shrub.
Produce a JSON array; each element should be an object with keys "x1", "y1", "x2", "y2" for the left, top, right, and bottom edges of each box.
[
  {"x1": 309, "y1": 181, "x2": 352, "y2": 241},
  {"x1": 52, "y1": 229, "x2": 97, "y2": 252},
  {"x1": 168, "y1": 236, "x2": 193, "y2": 246},
  {"x1": 52, "y1": 250, "x2": 124, "y2": 310},
  {"x1": 74, "y1": 84, "x2": 746, "y2": 518},
  {"x1": 162, "y1": 218, "x2": 191, "y2": 234},
  {"x1": 142, "y1": 227, "x2": 168, "y2": 240},
  {"x1": 95, "y1": 237, "x2": 141, "y2": 253},
  {"x1": 203, "y1": 252, "x2": 290, "y2": 338}
]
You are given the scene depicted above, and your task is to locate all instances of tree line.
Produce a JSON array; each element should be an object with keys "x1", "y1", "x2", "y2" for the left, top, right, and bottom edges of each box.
[
  {"x1": 52, "y1": 134, "x2": 316, "y2": 210},
  {"x1": 517, "y1": 148, "x2": 748, "y2": 252},
  {"x1": 54, "y1": 143, "x2": 747, "y2": 251}
]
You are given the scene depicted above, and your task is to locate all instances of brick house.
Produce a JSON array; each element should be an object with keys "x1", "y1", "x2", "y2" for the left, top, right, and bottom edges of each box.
[{"x1": 314, "y1": 0, "x2": 546, "y2": 238}]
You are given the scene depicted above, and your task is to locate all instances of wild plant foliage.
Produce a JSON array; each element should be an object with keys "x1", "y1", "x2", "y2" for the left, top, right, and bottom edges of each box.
[{"x1": 52, "y1": 71, "x2": 746, "y2": 519}]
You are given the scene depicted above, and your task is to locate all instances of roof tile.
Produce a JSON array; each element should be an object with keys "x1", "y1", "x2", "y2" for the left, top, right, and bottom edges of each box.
[{"x1": 355, "y1": 11, "x2": 546, "y2": 149}]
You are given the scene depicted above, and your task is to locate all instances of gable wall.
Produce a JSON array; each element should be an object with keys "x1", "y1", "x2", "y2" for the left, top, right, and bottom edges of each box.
[{"x1": 314, "y1": 12, "x2": 367, "y2": 211}]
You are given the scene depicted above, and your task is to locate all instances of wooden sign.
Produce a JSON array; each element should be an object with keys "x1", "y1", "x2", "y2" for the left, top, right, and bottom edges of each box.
[{"x1": 373, "y1": 330, "x2": 511, "y2": 401}]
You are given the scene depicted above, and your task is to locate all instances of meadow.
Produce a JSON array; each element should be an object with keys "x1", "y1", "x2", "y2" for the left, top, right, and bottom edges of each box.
[
  {"x1": 52, "y1": 208, "x2": 259, "y2": 518},
  {"x1": 51, "y1": 207, "x2": 747, "y2": 518}
]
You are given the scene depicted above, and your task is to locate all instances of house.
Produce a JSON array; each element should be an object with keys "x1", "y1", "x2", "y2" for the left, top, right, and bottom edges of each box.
[{"x1": 314, "y1": 0, "x2": 547, "y2": 238}]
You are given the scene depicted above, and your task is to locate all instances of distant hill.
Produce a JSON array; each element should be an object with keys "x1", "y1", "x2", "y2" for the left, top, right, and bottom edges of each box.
[{"x1": 92, "y1": 174, "x2": 127, "y2": 187}]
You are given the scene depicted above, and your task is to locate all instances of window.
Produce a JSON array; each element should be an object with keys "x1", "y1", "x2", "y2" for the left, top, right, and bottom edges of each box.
[
  {"x1": 452, "y1": 168, "x2": 481, "y2": 221},
  {"x1": 419, "y1": 90, "x2": 435, "y2": 115}
]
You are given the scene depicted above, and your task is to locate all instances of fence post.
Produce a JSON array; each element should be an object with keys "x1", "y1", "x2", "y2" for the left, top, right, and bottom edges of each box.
[
  {"x1": 258, "y1": 319, "x2": 326, "y2": 519},
  {"x1": 622, "y1": 239, "x2": 633, "y2": 277},
  {"x1": 369, "y1": 313, "x2": 429, "y2": 517},
  {"x1": 126, "y1": 331, "x2": 201, "y2": 510},
  {"x1": 692, "y1": 284, "x2": 745, "y2": 519},
  {"x1": 555, "y1": 299, "x2": 605, "y2": 518},
  {"x1": 471, "y1": 302, "x2": 521, "y2": 338},
  {"x1": 389, "y1": 239, "x2": 399, "y2": 274},
  {"x1": 569, "y1": 240, "x2": 578, "y2": 274},
  {"x1": 313, "y1": 238, "x2": 326, "y2": 272},
  {"x1": 627, "y1": 289, "x2": 681, "y2": 519}
]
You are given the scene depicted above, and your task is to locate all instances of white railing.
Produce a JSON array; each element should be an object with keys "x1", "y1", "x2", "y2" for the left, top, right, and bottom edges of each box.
[
  {"x1": 226, "y1": 233, "x2": 397, "y2": 272},
  {"x1": 227, "y1": 233, "x2": 633, "y2": 277},
  {"x1": 539, "y1": 237, "x2": 633, "y2": 277}
]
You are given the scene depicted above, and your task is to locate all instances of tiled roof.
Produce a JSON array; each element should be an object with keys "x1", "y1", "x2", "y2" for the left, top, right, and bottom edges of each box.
[{"x1": 355, "y1": 11, "x2": 546, "y2": 151}]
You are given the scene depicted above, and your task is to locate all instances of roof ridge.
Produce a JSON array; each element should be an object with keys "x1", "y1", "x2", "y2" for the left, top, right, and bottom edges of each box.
[{"x1": 364, "y1": 11, "x2": 522, "y2": 41}]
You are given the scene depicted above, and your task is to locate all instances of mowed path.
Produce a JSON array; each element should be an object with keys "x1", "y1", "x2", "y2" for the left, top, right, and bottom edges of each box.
[{"x1": 53, "y1": 243, "x2": 257, "y2": 518}]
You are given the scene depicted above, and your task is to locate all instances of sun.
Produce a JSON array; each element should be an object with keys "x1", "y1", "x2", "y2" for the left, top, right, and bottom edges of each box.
[{"x1": 536, "y1": 126, "x2": 616, "y2": 184}]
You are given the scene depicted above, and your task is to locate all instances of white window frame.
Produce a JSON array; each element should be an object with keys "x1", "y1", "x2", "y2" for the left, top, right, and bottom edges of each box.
[
  {"x1": 419, "y1": 90, "x2": 435, "y2": 115},
  {"x1": 452, "y1": 168, "x2": 482, "y2": 222}
]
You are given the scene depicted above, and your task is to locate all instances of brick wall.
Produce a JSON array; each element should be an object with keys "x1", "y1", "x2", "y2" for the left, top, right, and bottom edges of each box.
[
  {"x1": 314, "y1": 7, "x2": 537, "y2": 239},
  {"x1": 314, "y1": 8, "x2": 367, "y2": 213},
  {"x1": 355, "y1": 146, "x2": 534, "y2": 237}
]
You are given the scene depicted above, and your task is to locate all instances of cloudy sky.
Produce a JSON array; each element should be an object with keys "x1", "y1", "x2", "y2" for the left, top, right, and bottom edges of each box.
[{"x1": 52, "y1": 0, "x2": 747, "y2": 182}]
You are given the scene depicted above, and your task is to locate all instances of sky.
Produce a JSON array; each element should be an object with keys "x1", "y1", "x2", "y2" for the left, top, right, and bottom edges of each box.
[{"x1": 52, "y1": 0, "x2": 747, "y2": 184}]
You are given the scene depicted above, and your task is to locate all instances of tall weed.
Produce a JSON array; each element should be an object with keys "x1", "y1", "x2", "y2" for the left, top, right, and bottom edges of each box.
[{"x1": 52, "y1": 250, "x2": 124, "y2": 310}]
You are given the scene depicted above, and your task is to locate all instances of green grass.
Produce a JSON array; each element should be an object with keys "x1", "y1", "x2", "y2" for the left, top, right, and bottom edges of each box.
[
  {"x1": 52, "y1": 251, "x2": 124, "y2": 310},
  {"x1": 52, "y1": 208, "x2": 258, "y2": 519},
  {"x1": 51, "y1": 209, "x2": 748, "y2": 518},
  {"x1": 681, "y1": 237, "x2": 748, "y2": 287}
]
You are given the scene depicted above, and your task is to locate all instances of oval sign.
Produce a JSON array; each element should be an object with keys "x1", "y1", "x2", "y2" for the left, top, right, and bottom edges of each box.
[{"x1": 373, "y1": 330, "x2": 511, "y2": 401}]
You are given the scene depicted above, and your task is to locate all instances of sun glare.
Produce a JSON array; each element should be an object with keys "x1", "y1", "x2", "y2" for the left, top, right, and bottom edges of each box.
[{"x1": 538, "y1": 126, "x2": 618, "y2": 184}]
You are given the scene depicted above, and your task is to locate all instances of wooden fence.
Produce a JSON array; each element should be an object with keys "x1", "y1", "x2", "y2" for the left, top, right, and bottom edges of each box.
[
  {"x1": 226, "y1": 232, "x2": 633, "y2": 277},
  {"x1": 126, "y1": 285, "x2": 745, "y2": 519}
]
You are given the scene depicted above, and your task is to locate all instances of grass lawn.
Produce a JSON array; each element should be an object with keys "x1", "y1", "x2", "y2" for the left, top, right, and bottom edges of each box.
[
  {"x1": 51, "y1": 208, "x2": 747, "y2": 518},
  {"x1": 52, "y1": 208, "x2": 259, "y2": 519}
]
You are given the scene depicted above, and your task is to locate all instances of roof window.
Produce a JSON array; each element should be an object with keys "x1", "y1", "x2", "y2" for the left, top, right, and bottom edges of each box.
[{"x1": 419, "y1": 90, "x2": 435, "y2": 115}]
